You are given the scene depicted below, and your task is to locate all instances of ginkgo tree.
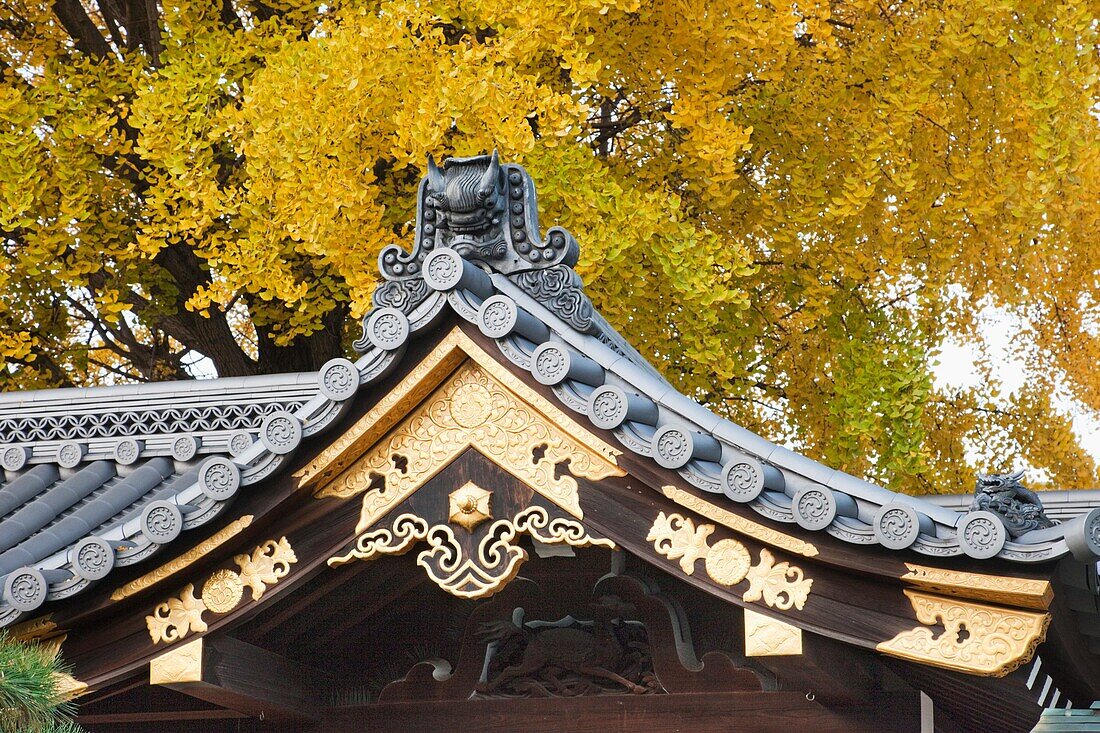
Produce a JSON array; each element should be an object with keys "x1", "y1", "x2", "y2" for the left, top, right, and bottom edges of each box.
[{"x1": 1, "y1": 0, "x2": 1098, "y2": 494}]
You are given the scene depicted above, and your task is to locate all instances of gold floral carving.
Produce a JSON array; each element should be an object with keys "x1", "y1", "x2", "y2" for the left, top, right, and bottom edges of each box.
[
  {"x1": 235, "y1": 537, "x2": 297, "y2": 601},
  {"x1": 660, "y1": 485, "x2": 818, "y2": 558},
  {"x1": 647, "y1": 512, "x2": 813, "y2": 611},
  {"x1": 743, "y1": 549, "x2": 811, "y2": 611},
  {"x1": 449, "y1": 481, "x2": 493, "y2": 532},
  {"x1": 317, "y1": 363, "x2": 624, "y2": 534},
  {"x1": 147, "y1": 583, "x2": 208, "y2": 644},
  {"x1": 744, "y1": 608, "x2": 803, "y2": 657},
  {"x1": 298, "y1": 328, "x2": 624, "y2": 493},
  {"x1": 901, "y1": 564, "x2": 1053, "y2": 611},
  {"x1": 876, "y1": 590, "x2": 1050, "y2": 677},
  {"x1": 330, "y1": 506, "x2": 614, "y2": 600},
  {"x1": 111, "y1": 515, "x2": 255, "y2": 602},
  {"x1": 146, "y1": 537, "x2": 297, "y2": 644},
  {"x1": 150, "y1": 638, "x2": 204, "y2": 685}
]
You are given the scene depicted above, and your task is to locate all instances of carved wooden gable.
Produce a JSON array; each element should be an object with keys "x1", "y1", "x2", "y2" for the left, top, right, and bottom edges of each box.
[{"x1": 306, "y1": 329, "x2": 624, "y2": 598}]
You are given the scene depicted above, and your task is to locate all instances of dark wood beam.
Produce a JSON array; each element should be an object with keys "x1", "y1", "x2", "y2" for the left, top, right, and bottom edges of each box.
[
  {"x1": 245, "y1": 559, "x2": 376, "y2": 642},
  {"x1": 157, "y1": 635, "x2": 324, "y2": 723},
  {"x1": 753, "y1": 627, "x2": 908, "y2": 707},
  {"x1": 324, "y1": 691, "x2": 917, "y2": 733},
  {"x1": 77, "y1": 709, "x2": 247, "y2": 723},
  {"x1": 77, "y1": 675, "x2": 148, "y2": 707},
  {"x1": 309, "y1": 571, "x2": 425, "y2": 648}
]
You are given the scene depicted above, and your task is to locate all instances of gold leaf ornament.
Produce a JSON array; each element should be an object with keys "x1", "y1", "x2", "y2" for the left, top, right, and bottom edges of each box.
[
  {"x1": 235, "y1": 537, "x2": 297, "y2": 601},
  {"x1": 146, "y1": 584, "x2": 208, "y2": 644},
  {"x1": 646, "y1": 511, "x2": 714, "y2": 574},
  {"x1": 146, "y1": 538, "x2": 298, "y2": 644},
  {"x1": 877, "y1": 591, "x2": 1050, "y2": 677},
  {"x1": 648, "y1": 512, "x2": 812, "y2": 612},
  {"x1": 742, "y1": 549, "x2": 811, "y2": 611}
]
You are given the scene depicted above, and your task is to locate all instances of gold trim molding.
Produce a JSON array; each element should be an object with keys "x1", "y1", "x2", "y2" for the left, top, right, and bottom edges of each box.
[
  {"x1": 317, "y1": 361, "x2": 624, "y2": 534},
  {"x1": 660, "y1": 485, "x2": 818, "y2": 558},
  {"x1": 52, "y1": 668, "x2": 89, "y2": 702},
  {"x1": 7, "y1": 621, "x2": 88, "y2": 702},
  {"x1": 150, "y1": 638, "x2": 203, "y2": 685},
  {"x1": 298, "y1": 328, "x2": 624, "y2": 495},
  {"x1": 111, "y1": 515, "x2": 255, "y2": 602},
  {"x1": 901, "y1": 564, "x2": 1053, "y2": 611},
  {"x1": 8, "y1": 614, "x2": 59, "y2": 643},
  {"x1": 876, "y1": 590, "x2": 1050, "y2": 677},
  {"x1": 647, "y1": 512, "x2": 812, "y2": 611},
  {"x1": 146, "y1": 537, "x2": 297, "y2": 644},
  {"x1": 330, "y1": 506, "x2": 614, "y2": 599},
  {"x1": 744, "y1": 608, "x2": 803, "y2": 657}
]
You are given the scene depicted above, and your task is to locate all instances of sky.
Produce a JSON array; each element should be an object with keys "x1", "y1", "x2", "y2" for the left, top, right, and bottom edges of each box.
[{"x1": 931, "y1": 307, "x2": 1100, "y2": 480}]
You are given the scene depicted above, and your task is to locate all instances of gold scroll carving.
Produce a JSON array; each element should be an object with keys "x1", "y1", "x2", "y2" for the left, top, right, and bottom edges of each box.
[
  {"x1": 317, "y1": 362, "x2": 624, "y2": 533},
  {"x1": 298, "y1": 328, "x2": 624, "y2": 493},
  {"x1": 8, "y1": 614, "x2": 58, "y2": 643},
  {"x1": 901, "y1": 564, "x2": 1053, "y2": 611},
  {"x1": 236, "y1": 537, "x2": 296, "y2": 601},
  {"x1": 660, "y1": 485, "x2": 818, "y2": 558},
  {"x1": 111, "y1": 515, "x2": 255, "y2": 602},
  {"x1": 876, "y1": 590, "x2": 1050, "y2": 677},
  {"x1": 146, "y1": 537, "x2": 297, "y2": 644},
  {"x1": 330, "y1": 505, "x2": 614, "y2": 599},
  {"x1": 744, "y1": 608, "x2": 803, "y2": 657},
  {"x1": 150, "y1": 638, "x2": 204, "y2": 685},
  {"x1": 647, "y1": 512, "x2": 812, "y2": 611}
]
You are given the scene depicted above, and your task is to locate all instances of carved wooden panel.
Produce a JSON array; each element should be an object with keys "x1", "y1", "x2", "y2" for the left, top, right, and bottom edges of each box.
[{"x1": 379, "y1": 573, "x2": 762, "y2": 702}]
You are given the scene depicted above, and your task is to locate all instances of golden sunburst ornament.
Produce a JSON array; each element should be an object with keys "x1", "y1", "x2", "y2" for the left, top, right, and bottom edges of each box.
[{"x1": 201, "y1": 569, "x2": 244, "y2": 614}]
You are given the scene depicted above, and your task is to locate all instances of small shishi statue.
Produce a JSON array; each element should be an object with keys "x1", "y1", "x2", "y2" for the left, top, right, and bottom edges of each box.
[{"x1": 969, "y1": 471, "x2": 1055, "y2": 538}]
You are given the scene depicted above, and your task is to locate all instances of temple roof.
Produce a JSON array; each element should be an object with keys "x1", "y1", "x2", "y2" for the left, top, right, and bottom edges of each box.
[{"x1": 2, "y1": 151, "x2": 1099, "y2": 631}]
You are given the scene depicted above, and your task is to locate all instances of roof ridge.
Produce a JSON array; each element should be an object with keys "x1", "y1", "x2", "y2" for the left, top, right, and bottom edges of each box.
[{"x1": 0, "y1": 370, "x2": 319, "y2": 409}]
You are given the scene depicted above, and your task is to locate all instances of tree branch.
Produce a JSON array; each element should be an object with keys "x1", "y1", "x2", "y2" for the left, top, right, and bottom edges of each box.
[{"x1": 51, "y1": 0, "x2": 111, "y2": 57}]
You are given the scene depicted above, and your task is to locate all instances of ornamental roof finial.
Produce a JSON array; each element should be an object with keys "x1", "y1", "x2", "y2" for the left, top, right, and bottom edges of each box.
[{"x1": 359, "y1": 152, "x2": 594, "y2": 352}]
